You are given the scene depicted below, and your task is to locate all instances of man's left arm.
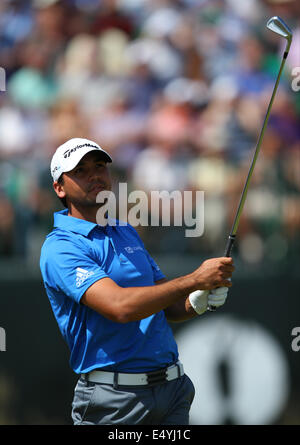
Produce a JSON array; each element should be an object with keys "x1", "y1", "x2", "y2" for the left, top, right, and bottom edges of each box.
[
  {"x1": 139, "y1": 231, "x2": 229, "y2": 321},
  {"x1": 157, "y1": 278, "x2": 199, "y2": 322},
  {"x1": 158, "y1": 278, "x2": 229, "y2": 322}
]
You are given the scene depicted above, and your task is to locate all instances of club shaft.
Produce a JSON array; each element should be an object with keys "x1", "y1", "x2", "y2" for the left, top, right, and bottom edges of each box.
[
  {"x1": 208, "y1": 50, "x2": 289, "y2": 312},
  {"x1": 229, "y1": 51, "x2": 288, "y2": 238}
]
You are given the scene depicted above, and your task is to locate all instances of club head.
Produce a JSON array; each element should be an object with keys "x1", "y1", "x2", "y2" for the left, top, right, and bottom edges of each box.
[{"x1": 267, "y1": 16, "x2": 292, "y2": 52}]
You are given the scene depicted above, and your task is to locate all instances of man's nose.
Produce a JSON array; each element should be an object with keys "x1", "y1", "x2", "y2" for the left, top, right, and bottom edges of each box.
[{"x1": 87, "y1": 166, "x2": 101, "y2": 181}]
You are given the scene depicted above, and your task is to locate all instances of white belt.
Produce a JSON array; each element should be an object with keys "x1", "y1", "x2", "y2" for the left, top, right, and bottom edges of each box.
[{"x1": 81, "y1": 361, "x2": 184, "y2": 387}]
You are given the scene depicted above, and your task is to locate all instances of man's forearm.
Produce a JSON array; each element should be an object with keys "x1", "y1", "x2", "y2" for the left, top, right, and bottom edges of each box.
[
  {"x1": 156, "y1": 278, "x2": 198, "y2": 323},
  {"x1": 82, "y1": 257, "x2": 234, "y2": 323},
  {"x1": 164, "y1": 296, "x2": 199, "y2": 323},
  {"x1": 117, "y1": 274, "x2": 198, "y2": 323}
]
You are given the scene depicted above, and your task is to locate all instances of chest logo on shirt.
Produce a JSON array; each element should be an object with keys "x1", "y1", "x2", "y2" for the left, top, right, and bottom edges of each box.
[
  {"x1": 124, "y1": 246, "x2": 144, "y2": 254},
  {"x1": 76, "y1": 267, "x2": 95, "y2": 287}
]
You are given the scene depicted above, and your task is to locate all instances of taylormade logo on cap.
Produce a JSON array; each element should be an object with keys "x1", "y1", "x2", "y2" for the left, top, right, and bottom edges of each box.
[
  {"x1": 50, "y1": 138, "x2": 112, "y2": 181},
  {"x1": 63, "y1": 143, "x2": 100, "y2": 159}
]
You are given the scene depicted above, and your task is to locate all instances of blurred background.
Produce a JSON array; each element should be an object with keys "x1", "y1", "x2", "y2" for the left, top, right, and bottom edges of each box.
[{"x1": 0, "y1": 0, "x2": 299, "y2": 425}]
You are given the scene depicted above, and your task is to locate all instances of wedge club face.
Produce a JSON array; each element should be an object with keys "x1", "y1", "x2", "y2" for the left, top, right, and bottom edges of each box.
[{"x1": 267, "y1": 16, "x2": 292, "y2": 52}]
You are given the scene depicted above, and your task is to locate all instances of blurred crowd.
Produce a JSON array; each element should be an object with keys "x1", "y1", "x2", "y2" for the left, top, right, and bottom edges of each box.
[{"x1": 0, "y1": 0, "x2": 299, "y2": 267}]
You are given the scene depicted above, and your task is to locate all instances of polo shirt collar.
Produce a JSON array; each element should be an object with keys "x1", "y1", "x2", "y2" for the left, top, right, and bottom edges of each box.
[{"x1": 53, "y1": 209, "x2": 99, "y2": 237}]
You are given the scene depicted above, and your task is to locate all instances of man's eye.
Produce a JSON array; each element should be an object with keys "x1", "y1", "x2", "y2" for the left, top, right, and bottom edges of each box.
[{"x1": 75, "y1": 167, "x2": 83, "y2": 174}]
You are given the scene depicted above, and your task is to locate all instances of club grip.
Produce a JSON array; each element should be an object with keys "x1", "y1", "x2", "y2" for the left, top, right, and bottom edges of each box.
[
  {"x1": 208, "y1": 234, "x2": 236, "y2": 312},
  {"x1": 224, "y1": 234, "x2": 236, "y2": 258}
]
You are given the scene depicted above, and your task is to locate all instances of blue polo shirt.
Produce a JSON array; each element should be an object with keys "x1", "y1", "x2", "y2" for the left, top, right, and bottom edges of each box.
[{"x1": 40, "y1": 209, "x2": 179, "y2": 374}]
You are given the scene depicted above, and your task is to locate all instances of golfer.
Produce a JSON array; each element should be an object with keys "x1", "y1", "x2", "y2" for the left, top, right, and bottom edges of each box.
[{"x1": 40, "y1": 138, "x2": 234, "y2": 425}]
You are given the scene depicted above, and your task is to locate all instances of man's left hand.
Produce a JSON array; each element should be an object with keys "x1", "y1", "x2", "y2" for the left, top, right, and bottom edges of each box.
[{"x1": 208, "y1": 287, "x2": 229, "y2": 308}]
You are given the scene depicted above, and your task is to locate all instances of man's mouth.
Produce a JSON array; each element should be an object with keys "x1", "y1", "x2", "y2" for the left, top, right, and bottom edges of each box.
[{"x1": 89, "y1": 184, "x2": 106, "y2": 193}]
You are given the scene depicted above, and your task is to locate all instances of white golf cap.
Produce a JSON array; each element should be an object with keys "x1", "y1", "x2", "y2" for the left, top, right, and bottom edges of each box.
[{"x1": 50, "y1": 138, "x2": 112, "y2": 182}]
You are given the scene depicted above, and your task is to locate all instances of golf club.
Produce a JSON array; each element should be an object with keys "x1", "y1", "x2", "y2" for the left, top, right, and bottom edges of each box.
[{"x1": 208, "y1": 16, "x2": 293, "y2": 311}]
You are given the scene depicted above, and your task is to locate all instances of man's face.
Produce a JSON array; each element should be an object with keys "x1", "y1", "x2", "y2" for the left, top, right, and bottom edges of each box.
[{"x1": 54, "y1": 151, "x2": 112, "y2": 208}]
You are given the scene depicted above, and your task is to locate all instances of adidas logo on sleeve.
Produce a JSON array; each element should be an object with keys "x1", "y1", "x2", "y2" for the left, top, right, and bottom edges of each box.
[{"x1": 76, "y1": 267, "x2": 95, "y2": 287}]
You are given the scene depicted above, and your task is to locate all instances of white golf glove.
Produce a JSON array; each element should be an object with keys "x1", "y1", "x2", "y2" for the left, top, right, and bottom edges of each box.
[
  {"x1": 189, "y1": 287, "x2": 229, "y2": 315},
  {"x1": 188, "y1": 289, "x2": 209, "y2": 315},
  {"x1": 208, "y1": 287, "x2": 229, "y2": 308}
]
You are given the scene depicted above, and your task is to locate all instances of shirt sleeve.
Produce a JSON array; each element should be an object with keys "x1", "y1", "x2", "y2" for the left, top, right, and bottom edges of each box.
[{"x1": 41, "y1": 236, "x2": 109, "y2": 303}]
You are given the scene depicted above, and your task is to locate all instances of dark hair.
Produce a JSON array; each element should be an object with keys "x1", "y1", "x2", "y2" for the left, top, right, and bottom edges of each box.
[{"x1": 57, "y1": 175, "x2": 67, "y2": 208}]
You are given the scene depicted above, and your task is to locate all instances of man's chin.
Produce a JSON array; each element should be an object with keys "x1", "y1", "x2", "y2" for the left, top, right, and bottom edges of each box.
[
  {"x1": 71, "y1": 197, "x2": 103, "y2": 209},
  {"x1": 85, "y1": 199, "x2": 105, "y2": 208}
]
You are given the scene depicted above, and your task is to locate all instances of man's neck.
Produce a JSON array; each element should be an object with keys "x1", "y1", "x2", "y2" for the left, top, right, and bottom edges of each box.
[{"x1": 68, "y1": 205, "x2": 98, "y2": 223}]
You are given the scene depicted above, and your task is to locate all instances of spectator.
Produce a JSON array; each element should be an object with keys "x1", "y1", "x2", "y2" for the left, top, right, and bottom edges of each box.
[{"x1": 0, "y1": 0, "x2": 299, "y2": 266}]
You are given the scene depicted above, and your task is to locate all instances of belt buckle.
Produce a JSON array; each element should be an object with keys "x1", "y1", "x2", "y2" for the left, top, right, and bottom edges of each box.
[{"x1": 146, "y1": 368, "x2": 167, "y2": 386}]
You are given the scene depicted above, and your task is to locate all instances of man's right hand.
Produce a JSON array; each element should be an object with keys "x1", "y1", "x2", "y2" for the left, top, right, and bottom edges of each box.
[{"x1": 192, "y1": 257, "x2": 234, "y2": 290}]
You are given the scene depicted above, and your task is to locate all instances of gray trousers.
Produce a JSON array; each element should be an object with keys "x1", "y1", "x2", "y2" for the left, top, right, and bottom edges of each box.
[{"x1": 71, "y1": 374, "x2": 195, "y2": 425}]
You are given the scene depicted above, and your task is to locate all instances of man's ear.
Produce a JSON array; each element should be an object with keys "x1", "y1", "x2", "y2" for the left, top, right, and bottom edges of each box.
[{"x1": 53, "y1": 179, "x2": 66, "y2": 200}]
